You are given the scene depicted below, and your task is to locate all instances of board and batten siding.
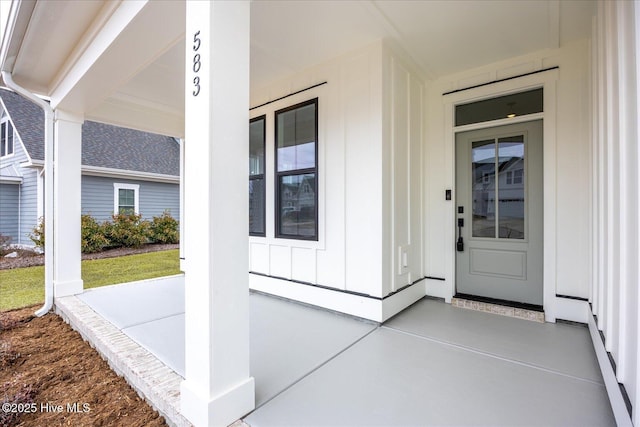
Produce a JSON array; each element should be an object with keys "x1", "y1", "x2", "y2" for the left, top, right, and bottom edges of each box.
[
  {"x1": 249, "y1": 42, "x2": 384, "y2": 299},
  {"x1": 590, "y1": 2, "x2": 640, "y2": 423},
  {"x1": 248, "y1": 41, "x2": 425, "y2": 321},
  {"x1": 0, "y1": 183, "x2": 19, "y2": 243},
  {"x1": 81, "y1": 175, "x2": 180, "y2": 222}
]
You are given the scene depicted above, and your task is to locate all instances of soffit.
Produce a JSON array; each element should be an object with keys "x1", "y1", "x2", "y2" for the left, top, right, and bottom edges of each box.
[{"x1": 10, "y1": 0, "x2": 107, "y2": 94}]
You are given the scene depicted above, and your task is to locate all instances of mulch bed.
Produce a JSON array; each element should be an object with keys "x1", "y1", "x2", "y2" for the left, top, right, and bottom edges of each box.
[
  {"x1": 0, "y1": 244, "x2": 179, "y2": 270},
  {"x1": 0, "y1": 306, "x2": 168, "y2": 427}
]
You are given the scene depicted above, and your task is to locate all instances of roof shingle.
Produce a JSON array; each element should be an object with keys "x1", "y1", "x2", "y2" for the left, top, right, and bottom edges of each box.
[
  {"x1": 0, "y1": 88, "x2": 45, "y2": 161},
  {"x1": 0, "y1": 88, "x2": 179, "y2": 176}
]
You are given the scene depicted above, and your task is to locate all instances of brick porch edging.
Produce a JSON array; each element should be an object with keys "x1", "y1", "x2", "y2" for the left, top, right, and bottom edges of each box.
[{"x1": 54, "y1": 295, "x2": 191, "y2": 427}]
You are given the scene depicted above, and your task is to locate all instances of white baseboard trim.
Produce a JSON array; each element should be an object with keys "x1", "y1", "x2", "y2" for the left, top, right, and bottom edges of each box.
[
  {"x1": 381, "y1": 281, "x2": 427, "y2": 322},
  {"x1": 425, "y1": 277, "x2": 451, "y2": 303},
  {"x1": 587, "y1": 310, "x2": 633, "y2": 426},
  {"x1": 552, "y1": 296, "x2": 589, "y2": 323},
  {"x1": 249, "y1": 273, "x2": 426, "y2": 323},
  {"x1": 54, "y1": 279, "x2": 84, "y2": 297},
  {"x1": 181, "y1": 377, "x2": 255, "y2": 427}
]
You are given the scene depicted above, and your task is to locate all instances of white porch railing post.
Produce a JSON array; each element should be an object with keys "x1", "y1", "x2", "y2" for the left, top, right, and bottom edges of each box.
[
  {"x1": 180, "y1": 1, "x2": 254, "y2": 426},
  {"x1": 53, "y1": 110, "x2": 84, "y2": 297}
]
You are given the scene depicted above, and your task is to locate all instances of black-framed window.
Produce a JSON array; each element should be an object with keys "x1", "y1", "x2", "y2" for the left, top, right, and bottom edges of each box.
[
  {"x1": 249, "y1": 115, "x2": 266, "y2": 236},
  {"x1": 275, "y1": 98, "x2": 318, "y2": 240}
]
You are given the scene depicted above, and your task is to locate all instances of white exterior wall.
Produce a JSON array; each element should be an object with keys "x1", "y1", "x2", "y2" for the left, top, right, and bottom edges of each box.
[
  {"x1": 249, "y1": 41, "x2": 425, "y2": 321},
  {"x1": 423, "y1": 40, "x2": 592, "y2": 306},
  {"x1": 249, "y1": 42, "x2": 383, "y2": 297},
  {"x1": 591, "y1": 0, "x2": 639, "y2": 422},
  {"x1": 382, "y1": 45, "x2": 425, "y2": 296}
]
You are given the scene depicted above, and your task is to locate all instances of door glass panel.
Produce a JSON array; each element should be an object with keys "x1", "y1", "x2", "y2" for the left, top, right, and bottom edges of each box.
[
  {"x1": 498, "y1": 136, "x2": 525, "y2": 239},
  {"x1": 472, "y1": 139, "x2": 496, "y2": 238}
]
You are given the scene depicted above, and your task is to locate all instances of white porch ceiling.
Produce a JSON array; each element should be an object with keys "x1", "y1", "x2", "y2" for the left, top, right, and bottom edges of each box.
[
  {"x1": 1, "y1": 0, "x2": 595, "y2": 137},
  {"x1": 251, "y1": 0, "x2": 594, "y2": 85}
]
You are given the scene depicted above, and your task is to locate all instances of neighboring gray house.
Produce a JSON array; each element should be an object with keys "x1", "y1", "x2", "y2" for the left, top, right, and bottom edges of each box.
[{"x1": 0, "y1": 88, "x2": 180, "y2": 246}]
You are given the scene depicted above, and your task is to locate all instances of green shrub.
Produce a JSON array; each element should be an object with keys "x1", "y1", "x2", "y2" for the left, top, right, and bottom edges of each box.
[
  {"x1": 149, "y1": 211, "x2": 179, "y2": 244},
  {"x1": 26, "y1": 212, "x2": 179, "y2": 253},
  {"x1": 107, "y1": 213, "x2": 151, "y2": 248},
  {"x1": 81, "y1": 215, "x2": 110, "y2": 253},
  {"x1": 29, "y1": 217, "x2": 45, "y2": 250}
]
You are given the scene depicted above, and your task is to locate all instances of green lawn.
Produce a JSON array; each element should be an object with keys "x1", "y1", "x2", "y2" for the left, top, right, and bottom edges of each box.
[{"x1": 0, "y1": 249, "x2": 180, "y2": 311}]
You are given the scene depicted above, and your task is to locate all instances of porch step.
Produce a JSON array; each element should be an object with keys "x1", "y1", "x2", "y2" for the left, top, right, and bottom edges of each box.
[{"x1": 451, "y1": 297, "x2": 545, "y2": 323}]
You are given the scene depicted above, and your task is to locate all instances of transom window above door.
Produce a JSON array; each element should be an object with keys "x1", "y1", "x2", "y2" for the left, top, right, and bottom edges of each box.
[{"x1": 455, "y1": 88, "x2": 543, "y2": 126}]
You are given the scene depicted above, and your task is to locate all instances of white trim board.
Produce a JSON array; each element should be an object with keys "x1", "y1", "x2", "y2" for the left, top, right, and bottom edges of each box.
[
  {"x1": 554, "y1": 296, "x2": 589, "y2": 323},
  {"x1": 18, "y1": 161, "x2": 179, "y2": 184},
  {"x1": 0, "y1": 176, "x2": 21, "y2": 183},
  {"x1": 588, "y1": 310, "x2": 633, "y2": 426},
  {"x1": 83, "y1": 165, "x2": 179, "y2": 183},
  {"x1": 249, "y1": 273, "x2": 426, "y2": 323},
  {"x1": 113, "y1": 182, "x2": 140, "y2": 215}
]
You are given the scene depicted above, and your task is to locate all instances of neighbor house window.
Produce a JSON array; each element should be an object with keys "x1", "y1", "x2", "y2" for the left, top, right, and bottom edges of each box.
[
  {"x1": 249, "y1": 115, "x2": 266, "y2": 236},
  {"x1": 0, "y1": 114, "x2": 14, "y2": 157},
  {"x1": 506, "y1": 169, "x2": 524, "y2": 185},
  {"x1": 275, "y1": 98, "x2": 318, "y2": 240},
  {"x1": 513, "y1": 168, "x2": 523, "y2": 184},
  {"x1": 113, "y1": 183, "x2": 140, "y2": 215}
]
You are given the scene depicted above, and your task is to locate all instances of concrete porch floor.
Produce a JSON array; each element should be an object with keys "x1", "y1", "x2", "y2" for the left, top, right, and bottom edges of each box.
[{"x1": 55, "y1": 275, "x2": 615, "y2": 426}]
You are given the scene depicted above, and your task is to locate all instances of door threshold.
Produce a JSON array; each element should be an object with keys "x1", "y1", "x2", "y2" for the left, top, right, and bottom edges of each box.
[{"x1": 452, "y1": 293, "x2": 544, "y2": 323}]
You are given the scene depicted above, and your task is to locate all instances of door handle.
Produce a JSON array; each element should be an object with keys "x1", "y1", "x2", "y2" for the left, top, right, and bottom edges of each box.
[{"x1": 457, "y1": 217, "x2": 464, "y2": 252}]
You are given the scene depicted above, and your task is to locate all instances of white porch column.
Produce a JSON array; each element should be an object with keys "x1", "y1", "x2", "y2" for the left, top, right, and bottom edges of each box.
[
  {"x1": 53, "y1": 110, "x2": 84, "y2": 296},
  {"x1": 179, "y1": 137, "x2": 185, "y2": 272},
  {"x1": 180, "y1": 2, "x2": 254, "y2": 427}
]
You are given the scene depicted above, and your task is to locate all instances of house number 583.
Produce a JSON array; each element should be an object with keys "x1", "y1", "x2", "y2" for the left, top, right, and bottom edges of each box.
[{"x1": 192, "y1": 31, "x2": 201, "y2": 97}]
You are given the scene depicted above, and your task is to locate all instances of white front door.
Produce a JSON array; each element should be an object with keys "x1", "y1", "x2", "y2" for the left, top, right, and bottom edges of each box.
[{"x1": 455, "y1": 120, "x2": 543, "y2": 306}]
